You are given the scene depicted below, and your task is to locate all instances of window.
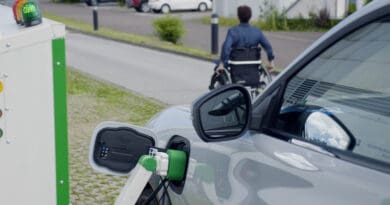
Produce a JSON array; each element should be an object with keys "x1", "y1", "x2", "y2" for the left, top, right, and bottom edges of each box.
[{"x1": 275, "y1": 19, "x2": 390, "y2": 164}]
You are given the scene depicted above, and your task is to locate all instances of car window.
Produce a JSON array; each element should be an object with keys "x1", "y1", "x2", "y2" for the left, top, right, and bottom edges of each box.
[{"x1": 274, "y1": 19, "x2": 390, "y2": 165}]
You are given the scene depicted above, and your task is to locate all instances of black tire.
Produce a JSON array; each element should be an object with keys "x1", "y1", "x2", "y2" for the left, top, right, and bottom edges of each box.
[
  {"x1": 258, "y1": 66, "x2": 272, "y2": 90},
  {"x1": 198, "y1": 2, "x2": 207, "y2": 12},
  {"x1": 209, "y1": 70, "x2": 230, "y2": 90},
  {"x1": 161, "y1": 4, "x2": 170, "y2": 14}
]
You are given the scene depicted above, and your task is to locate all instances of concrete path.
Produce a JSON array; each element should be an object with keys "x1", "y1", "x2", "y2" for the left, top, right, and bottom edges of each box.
[{"x1": 67, "y1": 32, "x2": 214, "y2": 105}]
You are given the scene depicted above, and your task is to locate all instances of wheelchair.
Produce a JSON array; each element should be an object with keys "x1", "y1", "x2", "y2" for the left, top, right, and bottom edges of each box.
[{"x1": 209, "y1": 47, "x2": 273, "y2": 99}]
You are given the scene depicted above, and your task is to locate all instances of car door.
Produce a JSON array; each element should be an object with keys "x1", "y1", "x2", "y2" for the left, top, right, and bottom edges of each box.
[
  {"x1": 179, "y1": 2, "x2": 390, "y2": 205},
  {"x1": 173, "y1": 0, "x2": 187, "y2": 10},
  {"x1": 236, "y1": 5, "x2": 390, "y2": 205},
  {"x1": 184, "y1": 0, "x2": 198, "y2": 10}
]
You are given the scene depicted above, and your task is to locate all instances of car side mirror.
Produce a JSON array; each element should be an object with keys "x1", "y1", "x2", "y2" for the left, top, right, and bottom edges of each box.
[
  {"x1": 192, "y1": 85, "x2": 252, "y2": 142},
  {"x1": 304, "y1": 111, "x2": 355, "y2": 150},
  {"x1": 89, "y1": 121, "x2": 156, "y2": 176}
]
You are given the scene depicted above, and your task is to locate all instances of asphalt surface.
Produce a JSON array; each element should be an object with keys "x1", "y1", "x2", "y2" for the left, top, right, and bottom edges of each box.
[
  {"x1": 67, "y1": 32, "x2": 213, "y2": 105},
  {"x1": 40, "y1": 2, "x2": 323, "y2": 68}
]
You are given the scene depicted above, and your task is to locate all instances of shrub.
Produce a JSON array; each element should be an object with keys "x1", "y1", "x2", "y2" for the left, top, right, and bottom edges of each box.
[
  {"x1": 257, "y1": 8, "x2": 289, "y2": 31},
  {"x1": 314, "y1": 8, "x2": 331, "y2": 28},
  {"x1": 346, "y1": 2, "x2": 357, "y2": 16},
  {"x1": 280, "y1": 11, "x2": 289, "y2": 31},
  {"x1": 152, "y1": 16, "x2": 185, "y2": 44},
  {"x1": 287, "y1": 17, "x2": 314, "y2": 31},
  {"x1": 365, "y1": 0, "x2": 373, "y2": 5},
  {"x1": 118, "y1": 0, "x2": 125, "y2": 6}
]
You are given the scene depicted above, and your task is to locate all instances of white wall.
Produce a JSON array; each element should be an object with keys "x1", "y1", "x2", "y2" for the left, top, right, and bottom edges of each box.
[
  {"x1": 215, "y1": 0, "x2": 347, "y2": 19},
  {"x1": 285, "y1": 0, "x2": 346, "y2": 19},
  {"x1": 214, "y1": 0, "x2": 262, "y2": 20},
  {"x1": 356, "y1": 0, "x2": 365, "y2": 9}
]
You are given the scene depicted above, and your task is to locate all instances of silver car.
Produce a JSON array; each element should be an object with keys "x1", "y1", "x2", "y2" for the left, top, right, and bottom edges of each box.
[{"x1": 90, "y1": 1, "x2": 390, "y2": 204}]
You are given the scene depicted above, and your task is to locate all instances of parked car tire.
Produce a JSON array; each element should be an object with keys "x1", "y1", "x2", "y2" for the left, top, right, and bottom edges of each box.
[
  {"x1": 140, "y1": 2, "x2": 151, "y2": 12},
  {"x1": 198, "y1": 2, "x2": 207, "y2": 12},
  {"x1": 161, "y1": 4, "x2": 170, "y2": 14}
]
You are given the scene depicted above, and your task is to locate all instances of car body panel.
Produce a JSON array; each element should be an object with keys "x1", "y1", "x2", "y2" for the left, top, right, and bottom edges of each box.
[
  {"x1": 148, "y1": 0, "x2": 211, "y2": 11},
  {"x1": 145, "y1": 104, "x2": 390, "y2": 204}
]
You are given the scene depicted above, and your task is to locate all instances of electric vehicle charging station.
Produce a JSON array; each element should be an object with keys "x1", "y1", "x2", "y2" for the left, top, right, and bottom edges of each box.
[{"x1": 0, "y1": 5, "x2": 69, "y2": 205}]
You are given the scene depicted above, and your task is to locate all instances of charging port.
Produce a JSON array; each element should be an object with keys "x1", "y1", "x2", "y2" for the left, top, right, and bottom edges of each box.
[{"x1": 165, "y1": 135, "x2": 191, "y2": 194}]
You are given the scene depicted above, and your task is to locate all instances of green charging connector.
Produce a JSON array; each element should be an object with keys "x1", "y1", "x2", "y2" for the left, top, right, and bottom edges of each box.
[{"x1": 166, "y1": 149, "x2": 187, "y2": 181}]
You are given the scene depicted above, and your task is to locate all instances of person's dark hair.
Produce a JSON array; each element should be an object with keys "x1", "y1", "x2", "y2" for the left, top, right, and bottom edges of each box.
[{"x1": 237, "y1": 5, "x2": 252, "y2": 23}]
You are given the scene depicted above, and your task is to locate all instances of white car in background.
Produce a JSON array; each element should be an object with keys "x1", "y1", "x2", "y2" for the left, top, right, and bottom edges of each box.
[{"x1": 148, "y1": 0, "x2": 212, "y2": 13}]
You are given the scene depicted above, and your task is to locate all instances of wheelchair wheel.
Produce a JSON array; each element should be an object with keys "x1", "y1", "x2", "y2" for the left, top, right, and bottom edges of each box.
[
  {"x1": 208, "y1": 70, "x2": 230, "y2": 90},
  {"x1": 258, "y1": 66, "x2": 272, "y2": 90}
]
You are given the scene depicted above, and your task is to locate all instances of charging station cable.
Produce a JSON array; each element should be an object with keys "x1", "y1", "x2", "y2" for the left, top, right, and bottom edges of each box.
[{"x1": 115, "y1": 148, "x2": 187, "y2": 205}]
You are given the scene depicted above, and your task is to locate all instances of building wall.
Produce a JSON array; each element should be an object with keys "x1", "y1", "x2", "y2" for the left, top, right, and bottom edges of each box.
[
  {"x1": 215, "y1": 0, "x2": 347, "y2": 19},
  {"x1": 285, "y1": 0, "x2": 346, "y2": 19},
  {"x1": 214, "y1": 0, "x2": 262, "y2": 20}
]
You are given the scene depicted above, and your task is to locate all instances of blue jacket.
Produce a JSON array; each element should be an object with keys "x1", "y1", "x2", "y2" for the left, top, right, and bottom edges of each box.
[{"x1": 220, "y1": 23, "x2": 275, "y2": 66}]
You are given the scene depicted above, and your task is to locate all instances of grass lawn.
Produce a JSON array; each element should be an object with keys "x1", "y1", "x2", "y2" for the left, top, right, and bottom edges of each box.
[{"x1": 67, "y1": 69, "x2": 164, "y2": 204}]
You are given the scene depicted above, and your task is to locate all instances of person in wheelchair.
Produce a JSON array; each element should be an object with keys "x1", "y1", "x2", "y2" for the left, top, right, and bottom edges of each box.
[{"x1": 214, "y1": 5, "x2": 275, "y2": 89}]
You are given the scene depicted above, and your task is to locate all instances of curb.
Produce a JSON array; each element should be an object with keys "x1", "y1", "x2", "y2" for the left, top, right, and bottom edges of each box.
[{"x1": 66, "y1": 27, "x2": 216, "y2": 63}]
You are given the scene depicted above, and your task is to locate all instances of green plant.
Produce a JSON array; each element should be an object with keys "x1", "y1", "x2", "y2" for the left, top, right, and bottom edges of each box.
[
  {"x1": 286, "y1": 16, "x2": 314, "y2": 31},
  {"x1": 152, "y1": 16, "x2": 186, "y2": 44},
  {"x1": 314, "y1": 8, "x2": 330, "y2": 28},
  {"x1": 259, "y1": 0, "x2": 291, "y2": 31},
  {"x1": 269, "y1": 9, "x2": 278, "y2": 30},
  {"x1": 365, "y1": 0, "x2": 373, "y2": 5},
  {"x1": 118, "y1": 0, "x2": 125, "y2": 6},
  {"x1": 258, "y1": 0, "x2": 275, "y2": 30},
  {"x1": 280, "y1": 10, "x2": 289, "y2": 31},
  {"x1": 346, "y1": 2, "x2": 357, "y2": 16}
]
